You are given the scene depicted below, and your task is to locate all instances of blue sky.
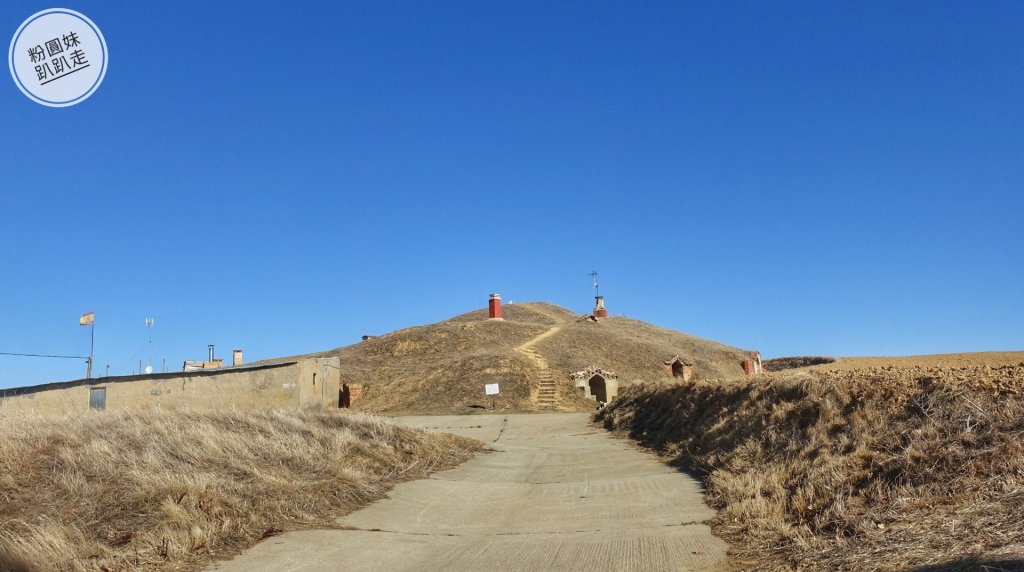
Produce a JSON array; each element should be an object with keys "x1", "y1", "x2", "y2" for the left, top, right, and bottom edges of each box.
[{"x1": 1, "y1": 1, "x2": 1021, "y2": 388}]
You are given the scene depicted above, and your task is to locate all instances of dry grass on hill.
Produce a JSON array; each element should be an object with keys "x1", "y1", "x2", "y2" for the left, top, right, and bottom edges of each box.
[
  {"x1": 0, "y1": 409, "x2": 482, "y2": 571},
  {"x1": 597, "y1": 363, "x2": 1024, "y2": 571},
  {"x1": 333, "y1": 307, "x2": 554, "y2": 413},
  {"x1": 266, "y1": 303, "x2": 573, "y2": 413},
  {"x1": 536, "y1": 316, "x2": 748, "y2": 383},
  {"x1": 287, "y1": 302, "x2": 749, "y2": 414}
]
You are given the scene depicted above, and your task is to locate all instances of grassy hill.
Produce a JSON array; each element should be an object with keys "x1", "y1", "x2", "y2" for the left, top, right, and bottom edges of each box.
[
  {"x1": 284, "y1": 302, "x2": 751, "y2": 414},
  {"x1": 534, "y1": 314, "x2": 750, "y2": 382}
]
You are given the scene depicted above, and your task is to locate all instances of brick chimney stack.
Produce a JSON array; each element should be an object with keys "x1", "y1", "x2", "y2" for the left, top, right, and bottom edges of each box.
[{"x1": 488, "y1": 293, "x2": 503, "y2": 320}]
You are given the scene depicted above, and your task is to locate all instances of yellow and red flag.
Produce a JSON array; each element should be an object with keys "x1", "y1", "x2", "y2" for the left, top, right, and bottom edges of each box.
[{"x1": 79, "y1": 311, "x2": 94, "y2": 326}]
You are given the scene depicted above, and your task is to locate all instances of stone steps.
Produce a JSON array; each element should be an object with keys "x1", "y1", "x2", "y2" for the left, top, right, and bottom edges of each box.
[{"x1": 518, "y1": 341, "x2": 558, "y2": 410}]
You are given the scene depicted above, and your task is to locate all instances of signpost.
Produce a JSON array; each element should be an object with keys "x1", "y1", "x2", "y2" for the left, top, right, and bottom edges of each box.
[{"x1": 485, "y1": 383, "x2": 499, "y2": 410}]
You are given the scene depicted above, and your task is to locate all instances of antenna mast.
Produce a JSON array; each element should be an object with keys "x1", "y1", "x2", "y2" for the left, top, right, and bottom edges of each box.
[
  {"x1": 144, "y1": 318, "x2": 154, "y2": 374},
  {"x1": 589, "y1": 271, "x2": 600, "y2": 298}
]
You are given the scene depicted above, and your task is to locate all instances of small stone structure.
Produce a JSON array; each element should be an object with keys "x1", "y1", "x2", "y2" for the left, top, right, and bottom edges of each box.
[
  {"x1": 664, "y1": 356, "x2": 694, "y2": 381},
  {"x1": 742, "y1": 351, "x2": 763, "y2": 375},
  {"x1": 570, "y1": 366, "x2": 619, "y2": 404}
]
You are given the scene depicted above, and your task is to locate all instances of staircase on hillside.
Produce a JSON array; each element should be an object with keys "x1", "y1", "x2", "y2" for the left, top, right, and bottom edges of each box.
[{"x1": 519, "y1": 346, "x2": 558, "y2": 410}]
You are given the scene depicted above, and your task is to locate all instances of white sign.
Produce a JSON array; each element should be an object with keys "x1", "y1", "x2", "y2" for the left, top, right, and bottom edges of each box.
[
  {"x1": 484, "y1": 383, "x2": 499, "y2": 396},
  {"x1": 9, "y1": 8, "x2": 108, "y2": 107}
]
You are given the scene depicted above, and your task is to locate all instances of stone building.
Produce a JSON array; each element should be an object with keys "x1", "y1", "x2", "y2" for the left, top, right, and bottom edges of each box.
[
  {"x1": 0, "y1": 357, "x2": 341, "y2": 418},
  {"x1": 570, "y1": 366, "x2": 619, "y2": 405},
  {"x1": 664, "y1": 356, "x2": 695, "y2": 381}
]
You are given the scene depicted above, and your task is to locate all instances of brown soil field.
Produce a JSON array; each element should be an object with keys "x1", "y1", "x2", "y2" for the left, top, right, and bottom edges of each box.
[
  {"x1": 597, "y1": 360, "x2": 1024, "y2": 571},
  {"x1": 821, "y1": 351, "x2": 1024, "y2": 371},
  {"x1": 766, "y1": 351, "x2": 1024, "y2": 372}
]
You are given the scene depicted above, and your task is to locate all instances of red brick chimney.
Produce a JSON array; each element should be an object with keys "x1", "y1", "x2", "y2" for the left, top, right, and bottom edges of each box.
[
  {"x1": 488, "y1": 293, "x2": 502, "y2": 319},
  {"x1": 593, "y1": 295, "x2": 608, "y2": 318}
]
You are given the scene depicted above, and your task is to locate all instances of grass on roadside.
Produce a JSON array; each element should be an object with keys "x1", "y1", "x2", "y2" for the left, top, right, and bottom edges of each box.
[
  {"x1": 597, "y1": 365, "x2": 1024, "y2": 570},
  {"x1": 0, "y1": 409, "x2": 482, "y2": 571}
]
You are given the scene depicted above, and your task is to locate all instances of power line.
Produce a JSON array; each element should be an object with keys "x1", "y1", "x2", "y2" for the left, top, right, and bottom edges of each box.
[{"x1": 0, "y1": 351, "x2": 88, "y2": 359}]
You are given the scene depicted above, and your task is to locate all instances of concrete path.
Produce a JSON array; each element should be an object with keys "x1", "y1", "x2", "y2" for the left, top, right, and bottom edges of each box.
[{"x1": 208, "y1": 413, "x2": 728, "y2": 572}]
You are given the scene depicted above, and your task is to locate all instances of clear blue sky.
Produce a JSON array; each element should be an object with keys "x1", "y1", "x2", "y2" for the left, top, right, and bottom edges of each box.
[{"x1": 2, "y1": 1, "x2": 1021, "y2": 388}]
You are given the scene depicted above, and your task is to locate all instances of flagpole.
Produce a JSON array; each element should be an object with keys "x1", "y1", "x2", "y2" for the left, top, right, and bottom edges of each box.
[{"x1": 87, "y1": 321, "x2": 94, "y2": 379}]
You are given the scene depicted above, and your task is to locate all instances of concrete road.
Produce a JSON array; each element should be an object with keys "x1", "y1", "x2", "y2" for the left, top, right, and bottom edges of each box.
[{"x1": 208, "y1": 413, "x2": 728, "y2": 571}]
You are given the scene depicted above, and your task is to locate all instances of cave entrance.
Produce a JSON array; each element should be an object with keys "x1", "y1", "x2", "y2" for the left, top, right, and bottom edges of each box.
[
  {"x1": 588, "y1": 375, "x2": 607, "y2": 403},
  {"x1": 664, "y1": 356, "x2": 694, "y2": 381},
  {"x1": 671, "y1": 360, "x2": 685, "y2": 377}
]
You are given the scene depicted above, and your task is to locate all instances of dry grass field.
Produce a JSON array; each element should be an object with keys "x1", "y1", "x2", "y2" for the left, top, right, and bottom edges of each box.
[
  {"x1": 0, "y1": 410, "x2": 482, "y2": 571},
  {"x1": 597, "y1": 358, "x2": 1024, "y2": 571}
]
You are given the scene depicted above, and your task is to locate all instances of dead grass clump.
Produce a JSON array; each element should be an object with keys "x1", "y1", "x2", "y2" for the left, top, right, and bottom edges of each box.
[
  {"x1": 596, "y1": 365, "x2": 1024, "y2": 571},
  {"x1": 0, "y1": 409, "x2": 482, "y2": 571}
]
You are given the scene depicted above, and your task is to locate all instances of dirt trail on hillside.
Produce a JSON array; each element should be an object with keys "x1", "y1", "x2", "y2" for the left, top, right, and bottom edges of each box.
[
  {"x1": 208, "y1": 414, "x2": 728, "y2": 571},
  {"x1": 515, "y1": 325, "x2": 565, "y2": 410}
]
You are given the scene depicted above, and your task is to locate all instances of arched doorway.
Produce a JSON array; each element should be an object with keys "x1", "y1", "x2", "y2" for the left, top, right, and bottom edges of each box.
[
  {"x1": 588, "y1": 375, "x2": 607, "y2": 403},
  {"x1": 339, "y1": 383, "x2": 351, "y2": 408},
  {"x1": 671, "y1": 359, "x2": 685, "y2": 377},
  {"x1": 665, "y1": 357, "x2": 693, "y2": 381}
]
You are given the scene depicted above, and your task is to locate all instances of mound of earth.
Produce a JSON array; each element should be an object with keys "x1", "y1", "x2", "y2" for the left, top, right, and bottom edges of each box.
[
  {"x1": 280, "y1": 302, "x2": 751, "y2": 414},
  {"x1": 763, "y1": 356, "x2": 837, "y2": 371}
]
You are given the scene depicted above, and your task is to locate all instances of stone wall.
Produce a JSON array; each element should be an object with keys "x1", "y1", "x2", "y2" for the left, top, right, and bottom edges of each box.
[{"x1": 0, "y1": 357, "x2": 340, "y2": 418}]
